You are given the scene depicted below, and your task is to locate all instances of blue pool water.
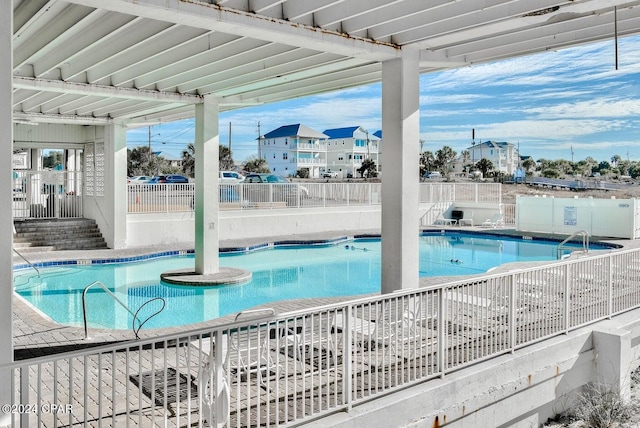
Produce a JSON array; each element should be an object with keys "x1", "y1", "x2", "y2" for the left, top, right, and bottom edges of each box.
[{"x1": 13, "y1": 233, "x2": 600, "y2": 330}]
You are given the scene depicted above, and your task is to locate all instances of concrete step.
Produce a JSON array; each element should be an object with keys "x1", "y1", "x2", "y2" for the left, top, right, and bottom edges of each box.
[{"x1": 13, "y1": 219, "x2": 107, "y2": 251}]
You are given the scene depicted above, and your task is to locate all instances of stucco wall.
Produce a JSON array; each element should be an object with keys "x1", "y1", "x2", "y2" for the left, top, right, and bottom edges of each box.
[{"x1": 126, "y1": 206, "x2": 382, "y2": 247}]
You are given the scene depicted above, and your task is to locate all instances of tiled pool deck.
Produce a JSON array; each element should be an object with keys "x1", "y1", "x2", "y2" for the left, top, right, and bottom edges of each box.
[{"x1": 12, "y1": 227, "x2": 632, "y2": 360}]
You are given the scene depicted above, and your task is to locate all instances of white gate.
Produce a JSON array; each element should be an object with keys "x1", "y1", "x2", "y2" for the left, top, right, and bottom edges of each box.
[{"x1": 12, "y1": 170, "x2": 83, "y2": 220}]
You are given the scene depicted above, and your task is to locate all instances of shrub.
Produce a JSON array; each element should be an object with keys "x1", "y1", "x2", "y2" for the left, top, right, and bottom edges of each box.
[{"x1": 571, "y1": 383, "x2": 635, "y2": 428}]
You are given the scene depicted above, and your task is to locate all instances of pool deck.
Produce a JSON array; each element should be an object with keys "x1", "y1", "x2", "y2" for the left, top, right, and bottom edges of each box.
[{"x1": 12, "y1": 226, "x2": 633, "y2": 360}]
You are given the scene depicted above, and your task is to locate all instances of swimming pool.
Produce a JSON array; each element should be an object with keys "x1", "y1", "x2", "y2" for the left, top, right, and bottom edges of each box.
[{"x1": 13, "y1": 233, "x2": 604, "y2": 330}]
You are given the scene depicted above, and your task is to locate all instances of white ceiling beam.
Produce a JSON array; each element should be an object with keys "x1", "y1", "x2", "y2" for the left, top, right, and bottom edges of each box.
[
  {"x1": 66, "y1": 0, "x2": 399, "y2": 61},
  {"x1": 132, "y1": 33, "x2": 245, "y2": 90},
  {"x1": 14, "y1": 3, "x2": 94, "y2": 67},
  {"x1": 340, "y1": 0, "x2": 452, "y2": 36},
  {"x1": 13, "y1": 0, "x2": 56, "y2": 36},
  {"x1": 85, "y1": 21, "x2": 177, "y2": 83},
  {"x1": 155, "y1": 39, "x2": 273, "y2": 92},
  {"x1": 179, "y1": 44, "x2": 305, "y2": 94},
  {"x1": 249, "y1": 0, "x2": 286, "y2": 14},
  {"x1": 13, "y1": 77, "x2": 202, "y2": 104},
  {"x1": 196, "y1": 50, "x2": 332, "y2": 94},
  {"x1": 110, "y1": 29, "x2": 213, "y2": 87},
  {"x1": 375, "y1": 0, "x2": 560, "y2": 44},
  {"x1": 451, "y1": 8, "x2": 640, "y2": 63},
  {"x1": 33, "y1": 10, "x2": 135, "y2": 78},
  {"x1": 282, "y1": 0, "x2": 344, "y2": 21},
  {"x1": 408, "y1": 0, "x2": 637, "y2": 49},
  {"x1": 313, "y1": 0, "x2": 402, "y2": 28},
  {"x1": 13, "y1": 112, "x2": 111, "y2": 125},
  {"x1": 222, "y1": 62, "x2": 381, "y2": 104},
  {"x1": 213, "y1": 57, "x2": 371, "y2": 96}
]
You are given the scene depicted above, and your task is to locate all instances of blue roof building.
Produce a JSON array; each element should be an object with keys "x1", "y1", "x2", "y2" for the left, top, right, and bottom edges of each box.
[
  {"x1": 322, "y1": 126, "x2": 381, "y2": 178},
  {"x1": 260, "y1": 124, "x2": 328, "y2": 178}
]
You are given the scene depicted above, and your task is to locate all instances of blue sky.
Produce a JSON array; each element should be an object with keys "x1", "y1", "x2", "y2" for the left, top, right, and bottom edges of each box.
[{"x1": 127, "y1": 34, "x2": 640, "y2": 164}]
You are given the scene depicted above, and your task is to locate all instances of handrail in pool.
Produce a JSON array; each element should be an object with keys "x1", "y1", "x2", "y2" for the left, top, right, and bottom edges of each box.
[
  {"x1": 557, "y1": 230, "x2": 589, "y2": 259},
  {"x1": 82, "y1": 280, "x2": 166, "y2": 340},
  {"x1": 12, "y1": 248, "x2": 40, "y2": 277}
]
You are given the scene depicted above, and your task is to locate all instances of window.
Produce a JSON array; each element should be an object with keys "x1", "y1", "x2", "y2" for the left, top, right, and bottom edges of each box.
[
  {"x1": 285, "y1": 138, "x2": 288, "y2": 145},
  {"x1": 283, "y1": 153, "x2": 288, "y2": 160},
  {"x1": 338, "y1": 154, "x2": 344, "y2": 161}
]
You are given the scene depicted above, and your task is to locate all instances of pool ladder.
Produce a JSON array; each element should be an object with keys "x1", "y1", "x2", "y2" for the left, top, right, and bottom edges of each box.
[
  {"x1": 557, "y1": 230, "x2": 589, "y2": 259},
  {"x1": 82, "y1": 281, "x2": 166, "y2": 340}
]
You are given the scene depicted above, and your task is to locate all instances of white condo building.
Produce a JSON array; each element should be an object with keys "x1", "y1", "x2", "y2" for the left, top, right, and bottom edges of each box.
[
  {"x1": 452, "y1": 140, "x2": 520, "y2": 176},
  {"x1": 260, "y1": 124, "x2": 328, "y2": 178},
  {"x1": 323, "y1": 126, "x2": 381, "y2": 178}
]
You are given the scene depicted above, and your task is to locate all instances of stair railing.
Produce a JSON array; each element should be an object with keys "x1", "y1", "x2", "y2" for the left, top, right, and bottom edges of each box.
[
  {"x1": 557, "y1": 230, "x2": 589, "y2": 259},
  {"x1": 82, "y1": 281, "x2": 166, "y2": 339}
]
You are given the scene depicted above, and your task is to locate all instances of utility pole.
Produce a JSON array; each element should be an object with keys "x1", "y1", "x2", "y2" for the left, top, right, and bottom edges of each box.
[{"x1": 257, "y1": 121, "x2": 262, "y2": 159}]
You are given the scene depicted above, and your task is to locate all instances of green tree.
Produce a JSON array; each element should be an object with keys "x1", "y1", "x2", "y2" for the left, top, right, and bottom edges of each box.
[
  {"x1": 219, "y1": 145, "x2": 234, "y2": 170},
  {"x1": 357, "y1": 158, "x2": 378, "y2": 179},
  {"x1": 475, "y1": 158, "x2": 494, "y2": 177},
  {"x1": 419, "y1": 151, "x2": 436, "y2": 178},
  {"x1": 43, "y1": 150, "x2": 64, "y2": 170},
  {"x1": 180, "y1": 144, "x2": 235, "y2": 177},
  {"x1": 181, "y1": 143, "x2": 195, "y2": 177},
  {"x1": 244, "y1": 157, "x2": 270, "y2": 173},
  {"x1": 127, "y1": 146, "x2": 161, "y2": 177},
  {"x1": 435, "y1": 146, "x2": 457, "y2": 176},
  {"x1": 522, "y1": 157, "x2": 536, "y2": 173}
]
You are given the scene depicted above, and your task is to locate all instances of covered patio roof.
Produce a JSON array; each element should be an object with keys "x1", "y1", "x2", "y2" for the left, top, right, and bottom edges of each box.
[{"x1": 12, "y1": 0, "x2": 640, "y2": 126}]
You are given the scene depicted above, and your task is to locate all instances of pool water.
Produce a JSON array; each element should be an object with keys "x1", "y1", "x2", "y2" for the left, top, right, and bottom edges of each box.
[{"x1": 13, "y1": 233, "x2": 594, "y2": 330}]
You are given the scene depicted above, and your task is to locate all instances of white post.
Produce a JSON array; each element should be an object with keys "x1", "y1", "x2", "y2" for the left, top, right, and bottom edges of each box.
[
  {"x1": 0, "y1": 1, "x2": 13, "y2": 422},
  {"x1": 104, "y1": 121, "x2": 128, "y2": 248},
  {"x1": 195, "y1": 96, "x2": 220, "y2": 274},
  {"x1": 380, "y1": 48, "x2": 420, "y2": 293}
]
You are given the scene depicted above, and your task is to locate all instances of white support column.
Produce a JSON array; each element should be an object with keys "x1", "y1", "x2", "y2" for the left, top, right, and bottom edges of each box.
[
  {"x1": 0, "y1": 0, "x2": 12, "y2": 421},
  {"x1": 195, "y1": 97, "x2": 220, "y2": 274},
  {"x1": 380, "y1": 48, "x2": 420, "y2": 293},
  {"x1": 104, "y1": 121, "x2": 128, "y2": 248}
]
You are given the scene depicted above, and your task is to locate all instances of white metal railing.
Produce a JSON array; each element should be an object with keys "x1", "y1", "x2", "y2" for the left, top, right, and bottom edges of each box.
[
  {"x1": 127, "y1": 182, "x2": 501, "y2": 214},
  {"x1": 6, "y1": 245, "x2": 640, "y2": 427},
  {"x1": 13, "y1": 170, "x2": 83, "y2": 220}
]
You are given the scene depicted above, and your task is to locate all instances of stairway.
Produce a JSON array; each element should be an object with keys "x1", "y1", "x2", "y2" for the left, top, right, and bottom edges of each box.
[{"x1": 13, "y1": 219, "x2": 108, "y2": 251}]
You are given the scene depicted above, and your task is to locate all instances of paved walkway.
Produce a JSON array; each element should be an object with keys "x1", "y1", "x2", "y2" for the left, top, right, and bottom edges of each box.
[{"x1": 12, "y1": 227, "x2": 632, "y2": 360}]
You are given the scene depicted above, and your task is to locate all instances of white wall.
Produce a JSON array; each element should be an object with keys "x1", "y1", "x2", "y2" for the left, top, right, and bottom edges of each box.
[
  {"x1": 516, "y1": 196, "x2": 637, "y2": 239},
  {"x1": 126, "y1": 206, "x2": 381, "y2": 247}
]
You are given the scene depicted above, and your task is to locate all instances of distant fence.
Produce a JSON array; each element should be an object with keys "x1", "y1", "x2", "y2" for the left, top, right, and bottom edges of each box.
[{"x1": 127, "y1": 182, "x2": 502, "y2": 214}]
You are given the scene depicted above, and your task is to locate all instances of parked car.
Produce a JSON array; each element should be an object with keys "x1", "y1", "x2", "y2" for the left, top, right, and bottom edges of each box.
[
  {"x1": 148, "y1": 174, "x2": 190, "y2": 184},
  {"x1": 220, "y1": 171, "x2": 245, "y2": 183},
  {"x1": 322, "y1": 170, "x2": 338, "y2": 178},
  {"x1": 190, "y1": 185, "x2": 240, "y2": 208},
  {"x1": 243, "y1": 173, "x2": 309, "y2": 202},
  {"x1": 127, "y1": 175, "x2": 150, "y2": 183}
]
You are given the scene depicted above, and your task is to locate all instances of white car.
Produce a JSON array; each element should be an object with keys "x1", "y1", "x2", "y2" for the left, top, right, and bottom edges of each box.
[
  {"x1": 322, "y1": 170, "x2": 338, "y2": 178},
  {"x1": 220, "y1": 171, "x2": 245, "y2": 183},
  {"x1": 128, "y1": 175, "x2": 150, "y2": 183}
]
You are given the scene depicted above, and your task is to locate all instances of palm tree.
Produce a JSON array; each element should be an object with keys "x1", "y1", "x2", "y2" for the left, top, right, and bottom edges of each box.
[
  {"x1": 181, "y1": 143, "x2": 195, "y2": 177},
  {"x1": 475, "y1": 158, "x2": 494, "y2": 177},
  {"x1": 244, "y1": 156, "x2": 270, "y2": 173}
]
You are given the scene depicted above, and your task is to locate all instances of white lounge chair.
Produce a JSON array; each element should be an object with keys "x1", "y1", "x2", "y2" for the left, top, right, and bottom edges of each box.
[{"x1": 481, "y1": 213, "x2": 504, "y2": 228}]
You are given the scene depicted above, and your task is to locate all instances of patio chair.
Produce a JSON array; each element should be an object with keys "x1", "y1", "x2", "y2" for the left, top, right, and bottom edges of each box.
[
  {"x1": 280, "y1": 312, "x2": 341, "y2": 373},
  {"x1": 481, "y1": 213, "x2": 504, "y2": 228}
]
